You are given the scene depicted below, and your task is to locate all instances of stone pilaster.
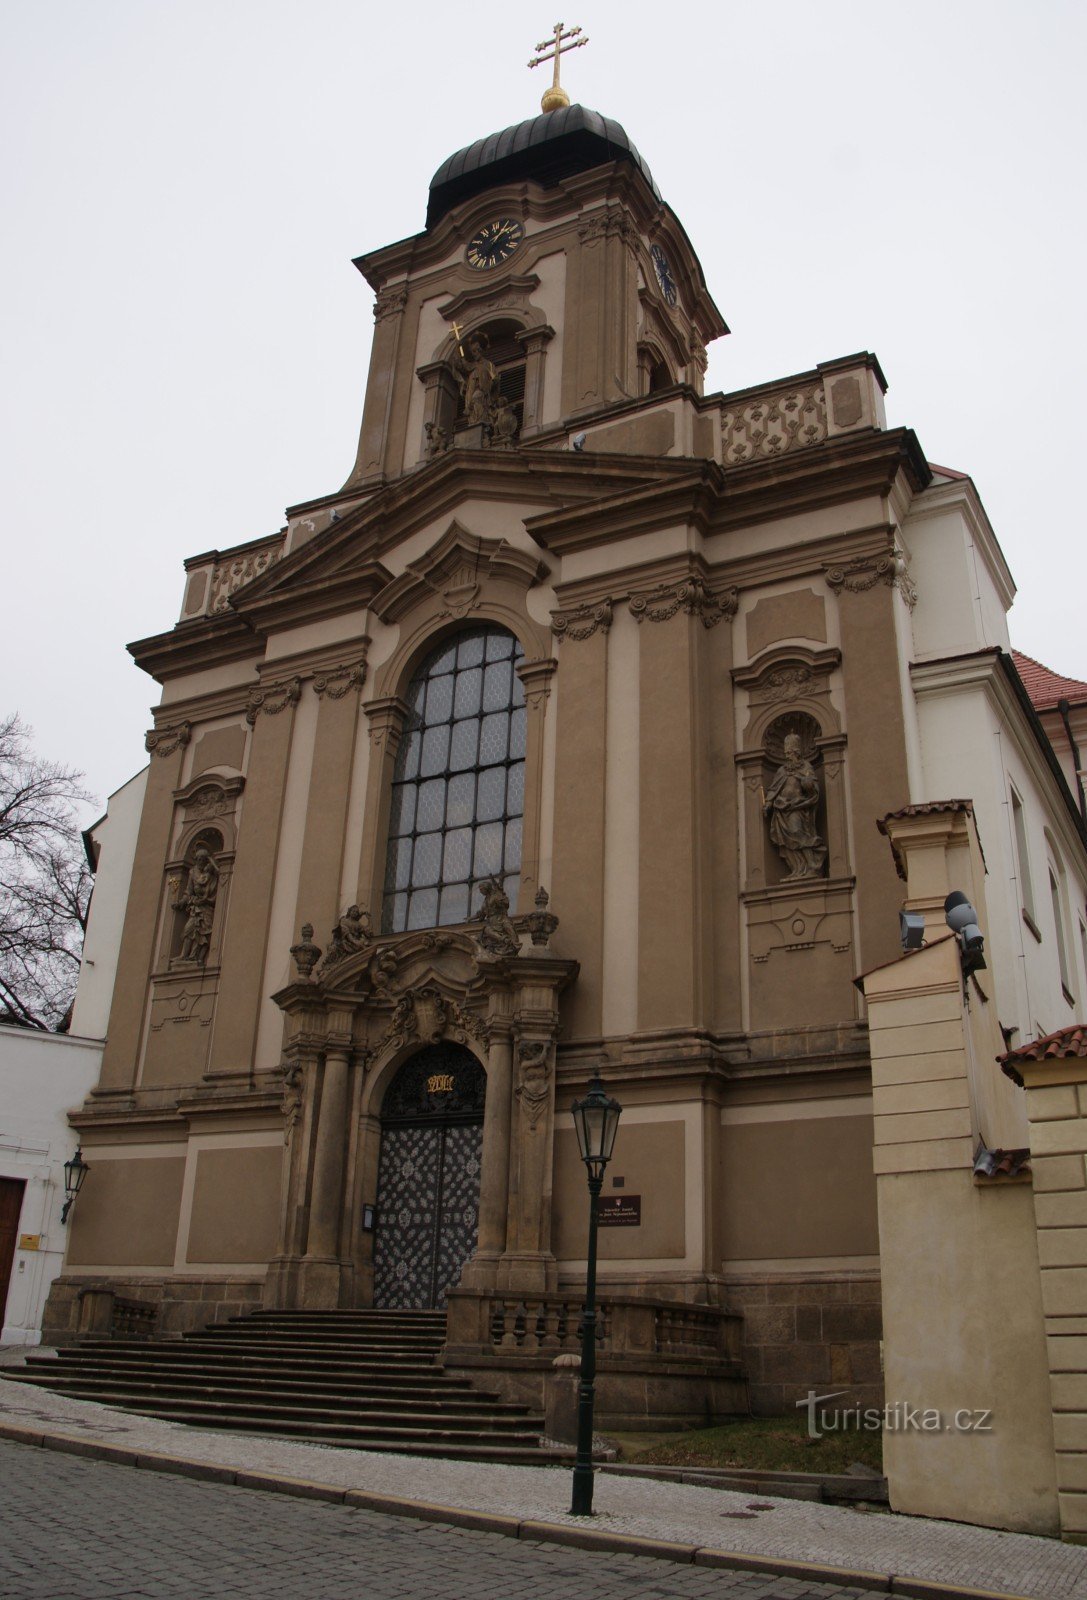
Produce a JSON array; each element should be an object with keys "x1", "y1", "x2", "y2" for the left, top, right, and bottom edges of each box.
[{"x1": 1012, "y1": 1046, "x2": 1087, "y2": 1543}]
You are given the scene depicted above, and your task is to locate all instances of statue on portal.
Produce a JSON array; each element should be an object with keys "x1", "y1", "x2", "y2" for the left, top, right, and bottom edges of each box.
[
  {"x1": 763, "y1": 732, "x2": 827, "y2": 881},
  {"x1": 472, "y1": 877, "x2": 521, "y2": 958},
  {"x1": 321, "y1": 904, "x2": 373, "y2": 969}
]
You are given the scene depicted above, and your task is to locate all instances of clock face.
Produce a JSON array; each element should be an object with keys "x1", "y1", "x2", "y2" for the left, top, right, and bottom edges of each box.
[
  {"x1": 651, "y1": 244, "x2": 678, "y2": 307},
  {"x1": 466, "y1": 218, "x2": 525, "y2": 271}
]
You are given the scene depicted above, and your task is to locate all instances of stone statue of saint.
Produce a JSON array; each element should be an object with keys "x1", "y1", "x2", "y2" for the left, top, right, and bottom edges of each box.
[
  {"x1": 453, "y1": 335, "x2": 498, "y2": 427},
  {"x1": 176, "y1": 846, "x2": 219, "y2": 964},
  {"x1": 472, "y1": 877, "x2": 521, "y2": 958},
  {"x1": 322, "y1": 904, "x2": 373, "y2": 969},
  {"x1": 763, "y1": 733, "x2": 827, "y2": 881}
]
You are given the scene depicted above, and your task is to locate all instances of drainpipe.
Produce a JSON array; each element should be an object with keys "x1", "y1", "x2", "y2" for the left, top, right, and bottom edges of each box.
[{"x1": 1057, "y1": 697, "x2": 1086, "y2": 822}]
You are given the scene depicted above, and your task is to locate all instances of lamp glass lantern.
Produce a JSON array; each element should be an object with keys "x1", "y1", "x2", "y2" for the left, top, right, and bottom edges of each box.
[
  {"x1": 571, "y1": 1076, "x2": 622, "y2": 1182},
  {"x1": 61, "y1": 1146, "x2": 89, "y2": 1224}
]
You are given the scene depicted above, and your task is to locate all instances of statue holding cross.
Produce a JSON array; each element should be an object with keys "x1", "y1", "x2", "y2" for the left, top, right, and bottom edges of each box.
[{"x1": 528, "y1": 22, "x2": 589, "y2": 113}]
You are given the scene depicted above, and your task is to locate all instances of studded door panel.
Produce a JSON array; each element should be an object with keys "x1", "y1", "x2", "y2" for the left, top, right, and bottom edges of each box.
[
  {"x1": 433, "y1": 1122, "x2": 482, "y2": 1307},
  {"x1": 373, "y1": 1121, "x2": 483, "y2": 1309},
  {"x1": 372, "y1": 1126, "x2": 442, "y2": 1309}
]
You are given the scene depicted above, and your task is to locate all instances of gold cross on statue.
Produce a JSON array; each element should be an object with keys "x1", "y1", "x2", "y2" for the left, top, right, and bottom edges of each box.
[{"x1": 528, "y1": 22, "x2": 588, "y2": 113}]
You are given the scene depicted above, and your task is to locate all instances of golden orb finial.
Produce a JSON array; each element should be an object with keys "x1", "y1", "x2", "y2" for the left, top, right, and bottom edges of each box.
[
  {"x1": 528, "y1": 22, "x2": 588, "y2": 113},
  {"x1": 540, "y1": 84, "x2": 571, "y2": 112}
]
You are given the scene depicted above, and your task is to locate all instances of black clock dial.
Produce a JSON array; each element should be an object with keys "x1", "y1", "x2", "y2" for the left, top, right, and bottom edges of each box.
[
  {"x1": 466, "y1": 218, "x2": 525, "y2": 271},
  {"x1": 651, "y1": 244, "x2": 677, "y2": 307}
]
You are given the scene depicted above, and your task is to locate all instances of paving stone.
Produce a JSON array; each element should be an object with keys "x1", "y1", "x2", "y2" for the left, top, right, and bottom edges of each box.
[{"x1": 2, "y1": 1374, "x2": 1086, "y2": 1597}]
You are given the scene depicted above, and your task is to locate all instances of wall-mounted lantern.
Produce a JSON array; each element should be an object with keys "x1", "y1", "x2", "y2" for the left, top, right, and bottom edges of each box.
[{"x1": 61, "y1": 1146, "x2": 89, "y2": 1224}]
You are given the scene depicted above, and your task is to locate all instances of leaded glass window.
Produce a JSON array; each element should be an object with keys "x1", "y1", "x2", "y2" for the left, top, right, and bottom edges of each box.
[{"x1": 382, "y1": 627, "x2": 526, "y2": 933}]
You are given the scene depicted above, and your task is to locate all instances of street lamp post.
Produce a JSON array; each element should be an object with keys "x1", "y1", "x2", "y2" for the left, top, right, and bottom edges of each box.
[{"x1": 570, "y1": 1072, "x2": 622, "y2": 1517}]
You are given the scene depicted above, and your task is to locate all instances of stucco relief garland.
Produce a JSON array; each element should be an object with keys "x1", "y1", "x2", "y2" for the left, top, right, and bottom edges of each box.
[
  {"x1": 246, "y1": 677, "x2": 302, "y2": 725},
  {"x1": 312, "y1": 660, "x2": 368, "y2": 700},
  {"x1": 552, "y1": 598, "x2": 612, "y2": 642},
  {"x1": 628, "y1": 576, "x2": 738, "y2": 630},
  {"x1": 825, "y1": 553, "x2": 917, "y2": 610},
  {"x1": 145, "y1": 721, "x2": 192, "y2": 758}
]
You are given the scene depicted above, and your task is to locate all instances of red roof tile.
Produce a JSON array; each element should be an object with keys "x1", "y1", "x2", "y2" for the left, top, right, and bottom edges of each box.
[
  {"x1": 926, "y1": 462, "x2": 972, "y2": 482},
  {"x1": 1011, "y1": 650, "x2": 1087, "y2": 711},
  {"x1": 1000, "y1": 1025, "x2": 1087, "y2": 1086}
]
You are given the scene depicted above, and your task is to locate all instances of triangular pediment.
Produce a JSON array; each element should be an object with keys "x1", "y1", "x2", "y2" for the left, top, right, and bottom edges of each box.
[{"x1": 226, "y1": 448, "x2": 682, "y2": 634}]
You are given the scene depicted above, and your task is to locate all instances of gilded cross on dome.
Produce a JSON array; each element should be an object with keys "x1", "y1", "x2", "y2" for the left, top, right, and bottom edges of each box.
[{"x1": 528, "y1": 22, "x2": 588, "y2": 113}]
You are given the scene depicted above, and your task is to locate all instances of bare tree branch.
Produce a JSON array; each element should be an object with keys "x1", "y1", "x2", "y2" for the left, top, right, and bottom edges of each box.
[{"x1": 0, "y1": 715, "x2": 95, "y2": 1031}]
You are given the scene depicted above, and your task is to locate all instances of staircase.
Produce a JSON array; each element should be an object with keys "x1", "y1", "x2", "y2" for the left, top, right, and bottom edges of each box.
[{"x1": 7, "y1": 1308, "x2": 551, "y2": 1462}]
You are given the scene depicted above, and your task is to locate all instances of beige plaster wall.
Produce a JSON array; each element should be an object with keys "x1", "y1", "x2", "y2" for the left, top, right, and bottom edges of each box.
[
  {"x1": 185, "y1": 1145, "x2": 281, "y2": 1265},
  {"x1": 552, "y1": 1121, "x2": 686, "y2": 1262},
  {"x1": 720, "y1": 1112, "x2": 879, "y2": 1267},
  {"x1": 66, "y1": 1154, "x2": 186, "y2": 1270},
  {"x1": 878, "y1": 1167, "x2": 1057, "y2": 1535}
]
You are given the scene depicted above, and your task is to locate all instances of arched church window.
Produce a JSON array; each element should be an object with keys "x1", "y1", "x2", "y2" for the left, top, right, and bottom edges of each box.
[{"x1": 382, "y1": 626, "x2": 526, "y2": 934}]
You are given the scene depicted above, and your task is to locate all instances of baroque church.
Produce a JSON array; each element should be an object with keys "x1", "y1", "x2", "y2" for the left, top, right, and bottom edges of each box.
[{"x1": 38, "y1": 48, "x2": 1087, "y2": 1537}]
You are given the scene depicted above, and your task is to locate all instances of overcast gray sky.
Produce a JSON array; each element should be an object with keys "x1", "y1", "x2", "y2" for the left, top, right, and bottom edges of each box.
[{"x1": 3, "y1": 0, "x2": 1084, "y2": 816}]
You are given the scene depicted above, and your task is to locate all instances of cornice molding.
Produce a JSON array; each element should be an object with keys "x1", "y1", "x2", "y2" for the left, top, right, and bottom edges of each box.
[{"x1": 911, "y1": 650, "x2": 1087, "y2": 872}]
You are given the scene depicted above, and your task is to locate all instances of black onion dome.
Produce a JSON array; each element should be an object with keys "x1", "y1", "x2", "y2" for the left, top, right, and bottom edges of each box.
[{"x1": 427, "y1": 105, "x2": 660, "y2": 229}]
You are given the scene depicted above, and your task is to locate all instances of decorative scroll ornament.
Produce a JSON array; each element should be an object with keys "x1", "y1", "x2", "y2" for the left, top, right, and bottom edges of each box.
[
  {"x1": 824, "y1": 556, "x2": 897, "y2": 597},
  {"x1": 374, "y1": 286, "x2": 408, "y2": 323},
  {"x1": 552, "y1": 597, "x2": 613, "y2": 642},
  {"x1": 516, "y1": 1040, "x2": 552, "y2": 1130},
  {"x1": 246, "y1": 676, "x2": 302, "y2": 725},
  {"x1": 577, "y1": 209, "x2": 636, "y2": 244},
  {"x1": 628, "y1": 576, "x2": 737, "y2": 630},
  {"x1": 424, "y1": 421, "x2": 450, "y2": 459},
  {"x1": 721, "y1": 384, "x2": 826, "y2": 465},
  {"x1": 764, "y1": 666, "x2": 814, "y2": 704},
  {"x1": 523, "y1": 885, "x2": 559, "y2": 947},
  {"x1": 290, "y1": 923, "x2": 322, "y2": 980},
  {"x1": 312, "y1": 660, "x2": 368, "y2": 700},
  {"x1": 146, "y1": 720, "x2": 192, "y2": 758}
]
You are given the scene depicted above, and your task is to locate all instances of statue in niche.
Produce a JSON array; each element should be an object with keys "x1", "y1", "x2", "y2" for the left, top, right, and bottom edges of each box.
[
  {"x1": 472, "y1": 877, "x2": 521, "y2": 958},
  {"x1": 453, "y1": 334, "x2": 498, "y2": 426},
  {"x1": 321, "y1": 904, "x2": 373, "y2": 969},
  {"x1": 763, "y1": 732, "x2": 827, "y2": 881},
  {"x1": 174, "y1": 845, "x2": 220, "y2": 965}
]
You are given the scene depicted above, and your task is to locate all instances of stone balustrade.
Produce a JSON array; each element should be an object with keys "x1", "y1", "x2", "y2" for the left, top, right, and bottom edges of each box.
[{"x1": 179, "y1": 532, "x2": 285, "y2": 621}]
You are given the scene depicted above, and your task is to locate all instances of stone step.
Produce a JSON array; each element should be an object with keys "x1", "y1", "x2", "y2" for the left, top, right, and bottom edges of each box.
[
  {"x1": 6, "y1": 1370, "x2": 528, "y2": 1416},
  {"x1": 9, "y1": 1376, "x2": 534, "y2": 1427},
  {"x1": 65, "y1": 1339, "x2": 444, "y2": 1364},
  {"x1": 42, "y1": 1388, "x2": 543, "y2": 1443},
  {"x1": 12, "y1": 1361, "x2": 491, "y2": 1400},
  {"x1": 17, "y1": 1306, "x2": 549, "y2": 1460}
]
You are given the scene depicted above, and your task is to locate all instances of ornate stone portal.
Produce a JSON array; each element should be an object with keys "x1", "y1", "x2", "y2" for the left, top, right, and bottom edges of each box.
[{"x1": 266, "y1": 913, "x2": 576, "y2": 1311}]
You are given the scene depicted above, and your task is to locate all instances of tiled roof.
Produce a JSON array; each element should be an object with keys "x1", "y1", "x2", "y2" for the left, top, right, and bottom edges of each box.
[
  {"x1": 876, "y1": 801, "x2": 975, "y2": 883},
  {"x1": 878, "y1": 800, "x2": 973, "y2": 829},
  {"x1": 973, "y1": 1144, "x2": 1031, "y2": 1180},
  {"x1": 1011, "y1": 650, "x2": 1087, "y2": 711},
  {"x1": 999, "y1": 1024, "x2": 1087, "y2": 1086},
  {"x1": 926, "y1": 462, "x2": 972, "y2": 481}
]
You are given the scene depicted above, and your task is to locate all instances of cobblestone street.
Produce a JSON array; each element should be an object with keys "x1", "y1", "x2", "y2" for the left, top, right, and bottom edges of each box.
[{"x1": 0, "y1": 1439, "x2": 878, "y2": 1600}]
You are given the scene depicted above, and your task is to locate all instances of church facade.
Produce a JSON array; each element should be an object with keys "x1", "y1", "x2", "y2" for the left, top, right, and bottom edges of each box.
[{"x1": 46, "y1": 104, "x2": 1087, "y2": 1469}]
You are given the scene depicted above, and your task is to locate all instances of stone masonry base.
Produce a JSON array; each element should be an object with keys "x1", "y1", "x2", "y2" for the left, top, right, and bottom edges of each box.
[{"x1": 725, "y1": 1272, "x2": 883, "y2": 1414}]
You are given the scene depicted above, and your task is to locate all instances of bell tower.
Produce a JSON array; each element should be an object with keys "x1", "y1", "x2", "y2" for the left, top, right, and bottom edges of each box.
[{"x1": 342, "y1": 58, "x2": 727, "y2": 489}]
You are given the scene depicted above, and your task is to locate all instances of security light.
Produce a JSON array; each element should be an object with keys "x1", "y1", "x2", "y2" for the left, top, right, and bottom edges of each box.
[
  {"x1": 900, "y1": 910, "x2": 926, "y2": 952},
  {"x1": 945, "y1": 891, "x2": 986, "y2": 974}
]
